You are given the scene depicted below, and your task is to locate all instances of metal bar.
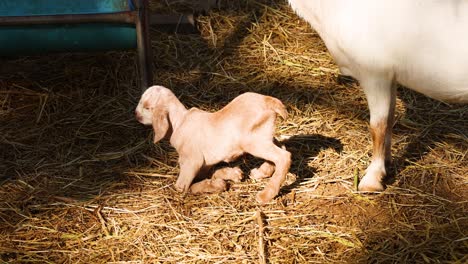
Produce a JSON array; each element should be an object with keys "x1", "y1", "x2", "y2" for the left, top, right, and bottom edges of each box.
[
  {"x1": 135, "y1": 0, "x2": 153, "y2": 90},
  {"x1": 149, "y1": 13, "x2": 197, "y2": 34},
  {"x1": 150, "y1": 14, "x2": 195, "y2": 26},
  {"x1": 0, "y1": 12, "x2": 137, "y2": 26}
]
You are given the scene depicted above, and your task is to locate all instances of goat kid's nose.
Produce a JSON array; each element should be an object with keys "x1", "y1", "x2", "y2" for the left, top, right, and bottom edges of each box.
[{"x1": 135, "y1": 110, "x2": 142, "y2": 121}]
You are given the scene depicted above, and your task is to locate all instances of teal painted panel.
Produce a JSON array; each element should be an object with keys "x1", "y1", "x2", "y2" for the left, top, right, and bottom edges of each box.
[
  {"x1": 0, "y1": 24, "x2": 136, "y2": 55},
  {"x1": 0, "y1": 1, "x2": 137, "y2": 55},
  {"x1": 0, "y1": 0, "x2": 132, "y2": 16}
]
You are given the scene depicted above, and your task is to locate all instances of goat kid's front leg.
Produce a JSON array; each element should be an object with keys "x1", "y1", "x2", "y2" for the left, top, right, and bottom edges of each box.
[
  {"x1": 174, "y1": 156, "x2": 203, "y2": 193},
  {"x1": 358, "y1": 76, "x2": 396, "y2": 192}
]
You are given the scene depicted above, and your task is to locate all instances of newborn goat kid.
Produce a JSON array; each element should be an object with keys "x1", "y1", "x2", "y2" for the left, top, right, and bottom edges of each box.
[{"x1": 135, "y1": 86, "x2": 291, "y2": 205}]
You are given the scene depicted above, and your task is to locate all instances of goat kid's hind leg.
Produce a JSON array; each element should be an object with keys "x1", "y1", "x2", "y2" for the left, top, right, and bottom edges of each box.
[
  {"x1": 358, "y1": 76, "x2": 396, "y2": 192},
  {"x1": 174, "y1": 156, "x2": 204, "y2": 193},
  {"x1": 250, "y1": 161, "x2": 275, "y2": 180},
  {"x1": 183, "y1": 165, "x2": 228, "y2": 194},
  {"x1": 189, "y1": 166, "x2": 243, "y2": 194},
  {"x1": 189, "y1": 178, "x2": 227, "y2": 194},
  {"x1": 246, "y1": 142, "x2": 291, "y2": 205},
  {"x1": 212, "y1": 167, "x2": 243, "y2": 182}
]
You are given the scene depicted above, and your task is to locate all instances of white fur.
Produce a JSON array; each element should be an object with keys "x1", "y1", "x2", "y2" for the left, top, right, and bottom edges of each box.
[{"x1": 288, "y1": 0, "x2": 468, "y2": 191}]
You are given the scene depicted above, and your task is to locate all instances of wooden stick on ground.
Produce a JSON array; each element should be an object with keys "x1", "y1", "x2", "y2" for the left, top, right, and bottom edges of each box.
[{"x1": 256, "y1": 210, "x2": 266, "y2": 264}]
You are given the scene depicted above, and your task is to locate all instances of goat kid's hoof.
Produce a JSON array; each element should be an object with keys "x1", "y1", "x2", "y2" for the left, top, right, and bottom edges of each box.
[
  {"x1": 358, "y1": 175, "x2": 385, "y2": 192},
  {"x1": 222, "y1": 167, "x2": 243, "y2": 182},
  {"x1": 207, "y1": 178, "x2": 228, "y2": 193},
  {"x1": 212, "y1": 167, "x2": 243, "y2": 182},
  {"x1": 174, "y1": 182, "x2": 189, "y2": 193},
  {"x1": 189, "y1": 179, "x2": 227, "y2": 194},
  {"x1": 250, "y1": 168, "x2": 269, "y2": 180},
  {"x1": 256, "y1": 189, "x2": 276, "y2": 205}
]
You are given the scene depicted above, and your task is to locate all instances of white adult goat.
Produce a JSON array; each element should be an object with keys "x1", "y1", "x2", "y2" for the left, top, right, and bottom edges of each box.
[{"x1": 288, "y1": 0, "x2": 468, "y2": 191}]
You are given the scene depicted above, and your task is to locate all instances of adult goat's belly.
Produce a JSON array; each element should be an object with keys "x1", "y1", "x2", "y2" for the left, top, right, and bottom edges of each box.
[
  {"x1": 395, "y1": 60, "x2": 468, "y2": 104},
  {"x1": 393, "y1": 36, "x2": 468, "y2": 104}
]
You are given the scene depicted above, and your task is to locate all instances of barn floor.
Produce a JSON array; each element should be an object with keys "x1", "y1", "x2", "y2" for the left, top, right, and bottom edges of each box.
[{"x1": 1, "y1": 1, "x2": 467, "y2": 263}]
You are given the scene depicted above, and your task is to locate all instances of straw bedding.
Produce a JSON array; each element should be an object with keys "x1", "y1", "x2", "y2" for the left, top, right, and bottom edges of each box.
[{"x1": 1, "y1": 1, "x2": 466, "y2": 263}]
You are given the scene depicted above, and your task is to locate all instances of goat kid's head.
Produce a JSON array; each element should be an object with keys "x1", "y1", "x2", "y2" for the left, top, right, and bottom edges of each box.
[{"x1": 135, "y1": 85, "x2": 173, "y2": 143}]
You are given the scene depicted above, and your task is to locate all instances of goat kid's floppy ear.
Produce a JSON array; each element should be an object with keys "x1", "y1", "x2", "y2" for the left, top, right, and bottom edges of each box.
[{"x1": 152, "y1": 106, "x2": 170, "y2": 143}]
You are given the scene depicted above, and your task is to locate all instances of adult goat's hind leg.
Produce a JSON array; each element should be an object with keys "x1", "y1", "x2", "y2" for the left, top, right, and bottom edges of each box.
[{"x1": 358, "y1": 76, "x2": 396, "y2": 192}]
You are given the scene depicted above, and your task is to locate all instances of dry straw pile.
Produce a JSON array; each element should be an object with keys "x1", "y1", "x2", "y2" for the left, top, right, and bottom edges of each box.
[{"x1": 1, "y1": 1, "x2": 467, "y2": 263}]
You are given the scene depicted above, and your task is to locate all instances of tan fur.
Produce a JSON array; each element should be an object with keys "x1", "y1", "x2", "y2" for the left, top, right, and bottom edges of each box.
[
  {"x1": 135, "y1": 86, "x2": 291, "y2": 205},
  {"x1": 266, "y1": 96, "x2": 288, "y2": 120}
]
